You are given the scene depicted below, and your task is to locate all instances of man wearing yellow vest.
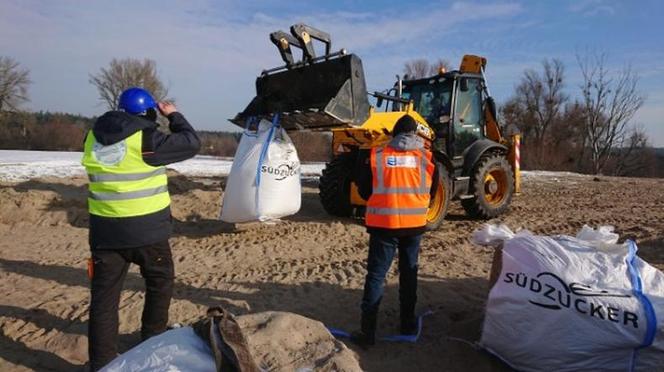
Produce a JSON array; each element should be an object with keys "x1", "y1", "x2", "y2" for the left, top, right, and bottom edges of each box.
[
  {"x1": 351, "y1": 114, "x2": 437, "y2": 348},
  {"x1": 82, "y1": 87, "x2": 200, "y2": 370}
]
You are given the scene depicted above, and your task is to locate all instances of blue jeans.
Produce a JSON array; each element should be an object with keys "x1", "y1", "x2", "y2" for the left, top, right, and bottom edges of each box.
[{"x1": 361, "y1": 233, "x2": 422, "y2": 314}]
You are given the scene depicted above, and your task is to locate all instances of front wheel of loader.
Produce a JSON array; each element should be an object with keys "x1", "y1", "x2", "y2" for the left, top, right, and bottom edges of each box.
[
  {"x1": 462, "y1": 153, "x2": 514, "y2": 219},
  {"x1": 425, "y1": 163, "x2": 450, "y2": 231},
  {"x1": 319, "y1": 153, "x2": 355, "y2": 217}
]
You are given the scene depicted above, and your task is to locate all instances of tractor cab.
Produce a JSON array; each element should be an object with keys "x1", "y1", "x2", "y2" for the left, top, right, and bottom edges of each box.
[{"x1": 400, "y1": 71, "x2": 490, "y2": 160}]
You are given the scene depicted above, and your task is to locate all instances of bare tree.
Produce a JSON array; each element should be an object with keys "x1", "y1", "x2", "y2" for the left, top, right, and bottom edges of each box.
[
  {"x1": 520, "y1": 59, "x2": 566, "y2": 146},
  {"x1": 89, "y1": 58, "x2": 169, "y2": 110},
  {"x1": 404, "y1": 59, "x2": 430, "y2": 79},
  {"x1": 0, "y1": 56, "x2": 31, "y2": 112},
  {"x1": 577, "y1": 52, "x2": 645, "y2": 174},
  {"x1": 555, "y1": 101, "x2": 587, "y2": 169},
  {"x1": 403, "y1": 58, "x2": 451, "y2": 79},
  {"x1": 612, "y1": 125, "x2": 651, "y2": 176},
  {"x1": 501, "y1": 59, "x2": 567, "y2": 167}
]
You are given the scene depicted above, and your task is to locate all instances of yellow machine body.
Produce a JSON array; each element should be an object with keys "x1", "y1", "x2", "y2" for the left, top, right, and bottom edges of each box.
[
  {"x1": 331, "y1": 55, "x2": 521, "y2": 204},
  {"x1": 235, "y1": 26, "x2": 521, "y2": 227}
]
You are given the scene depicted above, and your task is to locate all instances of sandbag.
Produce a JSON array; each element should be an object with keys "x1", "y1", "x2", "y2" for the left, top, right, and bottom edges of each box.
[
  {"x1": 100, "y1": 327, "x2": 215, "y2": 372},
  {"x1": 236, "y1": 311, "x2": 362, "y2": 372},
  {"x1": 101, "y1": 310, "x2": 362, "y2": 372},
  {"x1": 473, "y1": 225, "x2": 663, "y2": 372},
  {"x1": 220, "y1": 117, "x2": 301, "y2": 223}
]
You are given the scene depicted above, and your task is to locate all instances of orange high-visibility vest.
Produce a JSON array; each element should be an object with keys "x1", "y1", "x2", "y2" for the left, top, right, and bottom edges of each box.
[{"x1": 365, "y1": 145, "x2": 434, "y2": 229}]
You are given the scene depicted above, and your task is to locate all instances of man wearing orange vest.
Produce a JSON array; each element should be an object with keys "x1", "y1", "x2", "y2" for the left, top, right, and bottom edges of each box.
[{"x1": 351, "y1": 114, "x2": 437, "y2": 348}]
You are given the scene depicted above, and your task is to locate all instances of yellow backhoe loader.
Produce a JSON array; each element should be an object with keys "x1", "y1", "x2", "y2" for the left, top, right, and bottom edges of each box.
[{"x1": 232, "y1": 24, "x2": 521, "y2": 230}]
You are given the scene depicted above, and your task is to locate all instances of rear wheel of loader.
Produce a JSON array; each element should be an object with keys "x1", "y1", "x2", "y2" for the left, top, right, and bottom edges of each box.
[
  {"x1": 319, "y1": 153, "x2": 355, "y2": 217},
  {"x1": 425, "y1": 163, "x2": 450, "y2": 231},
  {"x1": 462, "y1": 153, "x2": 514, "y2": 219}
]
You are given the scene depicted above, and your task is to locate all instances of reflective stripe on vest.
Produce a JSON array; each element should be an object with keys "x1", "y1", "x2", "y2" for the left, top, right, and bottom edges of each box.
[
  {"x1": 365, "y1": 145, "x2": 434, "y2": 229},
  {"x1": 81, "y1": 130, "x2": 171, "y2": 218},
  {"x1": 374, "y1": 147, "x2": 430, "y2": 194},
  {"x1": 88, "y1": 168, "x2": 166, "y2": 182},
  {"x1": 89, "y1": 185, "x2": 169, "y2": 201},
  {"x1": 366, "y1": 207, "x2": 429, "y2": 215}
]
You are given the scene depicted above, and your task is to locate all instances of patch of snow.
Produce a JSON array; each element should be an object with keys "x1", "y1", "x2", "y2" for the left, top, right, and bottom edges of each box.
[
  {"x1": 521, "y1": 170, "x2": 591, "y2": 178},
  {"x1": 521, "y1": 170, "x2": 591, "y2": 184},
  {"x1": 0, "y1": 150, "x2": 326, "y2": 182},
  {"x1": 0, "y1": 150, "x2": 85, "y2": 182},
  {"x1": 1, "y1": 150, "x2": 595, "y2": 183}
]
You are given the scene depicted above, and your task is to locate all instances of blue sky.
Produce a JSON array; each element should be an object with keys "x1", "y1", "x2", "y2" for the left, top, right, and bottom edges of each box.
[{"x1": 1, "y1": 0, "x2": 663, "y2": 145}]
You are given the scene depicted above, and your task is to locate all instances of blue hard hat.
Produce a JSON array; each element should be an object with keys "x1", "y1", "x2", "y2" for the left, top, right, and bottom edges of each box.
[{"x1": 118, "y1": 87, "x2": 157, "y2": 114}]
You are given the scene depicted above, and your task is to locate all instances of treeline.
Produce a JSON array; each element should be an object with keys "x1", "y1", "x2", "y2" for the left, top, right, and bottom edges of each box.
[
  {"x1": 157, "y1": 130, "x2": 332, "y2": 161},
  {"x1": 498, "y1": 55, "x2": 661, "y2": 177},
  {"x1": 502, "y1": 101, "x2": 662, "y2": 177},
  {"x1": 0, "y1": 111, "x2": 332, "y2": 161},
  {"x1": 0, "y1": 106, "x2": 659, "y2": 175},
  {"x1": 0, "y1": 111, "x2": 92, "y2": 151},
  {"x1": 1, "y1": 54, "x2": 661, "y2": 176},
  {"x1": 654, "y1": 149, "x2": 664, "y2": 178}
]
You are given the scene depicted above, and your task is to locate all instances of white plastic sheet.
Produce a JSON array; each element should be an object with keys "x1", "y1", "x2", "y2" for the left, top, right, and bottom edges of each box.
[
  {"x1": 220, "y1": 118, "x2": 301, "y2": 223},
  {"x1": 100, "y1": 327, "x2": 215, "y2": 372},
  {"x1": 576, "y1": 225, "x2": 620, "y2": 246},
  {"x1": 473, "y1": 224, "x2": 664, "y2": 372}
]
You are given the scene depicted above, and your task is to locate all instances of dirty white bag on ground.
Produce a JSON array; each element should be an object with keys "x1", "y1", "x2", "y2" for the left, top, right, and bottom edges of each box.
[
  {"x1": 473, "y1": 224, "x2": 663, "y2": 372},
  {"x1": 220, "y1": 119, "x2": 301, "y2": 223},
  {"x1": 100, "y1": 327, "x2": 215, "y2": 372}
]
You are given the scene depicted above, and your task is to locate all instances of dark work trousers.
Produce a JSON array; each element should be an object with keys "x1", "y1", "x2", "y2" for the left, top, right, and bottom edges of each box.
[
  {"x1": 88, "y1": 240, "x2": 174, "y2": 371},
  {"x1": 361, "y1": 233, "x2": 422, "y2": 315}
]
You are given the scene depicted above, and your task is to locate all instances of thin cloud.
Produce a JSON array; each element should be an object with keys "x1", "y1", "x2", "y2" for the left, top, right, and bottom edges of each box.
[
  {"x1": 568, "y1": 0, "x2": 616, "y2": 17},
  {"x1": 0, "y1": 0, "x2": 522, "y2": 129},
  {"x1": 4, "y1": 0, "x2": 663, "y2": 146}
]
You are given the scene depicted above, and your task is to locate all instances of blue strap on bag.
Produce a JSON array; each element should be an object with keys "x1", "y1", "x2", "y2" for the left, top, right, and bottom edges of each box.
[
  {"x1": 255, "y1": 114, "x2": 280, "y2": 187},
  {"x1": 625, "y1": 240, "x2": 657, "y2": 372},
  {"x1": 327, "y1": 310, "x2": 433, "y2": 343}
]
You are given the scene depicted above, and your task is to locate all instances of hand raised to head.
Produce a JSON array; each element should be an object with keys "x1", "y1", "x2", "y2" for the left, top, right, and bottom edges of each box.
[{"x1": 157, "y1": 101, "x2": 177, "y2": 116}]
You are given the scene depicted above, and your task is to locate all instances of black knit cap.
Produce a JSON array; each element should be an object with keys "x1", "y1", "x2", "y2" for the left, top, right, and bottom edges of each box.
[{"x1": 392, "y1": 115, "x2": 418, "y2": 135}]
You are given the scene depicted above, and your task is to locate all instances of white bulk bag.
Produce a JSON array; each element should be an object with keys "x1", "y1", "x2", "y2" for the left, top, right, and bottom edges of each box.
[
  {"x1": 220, "y1": 118, "x2": 301, "y2": 223},
  {"x1": 101, "y1": 327, "x2": 215, "y2": 372},
  {"x1": 473, "y1": 225, "x2": 663, "y2": 372}
]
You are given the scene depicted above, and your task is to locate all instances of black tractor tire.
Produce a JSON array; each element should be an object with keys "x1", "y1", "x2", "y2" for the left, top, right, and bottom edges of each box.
[
  {"x1": 462, "y1": 153, "x2": 514, "y2": 219},
  {"x1": 425, "y1": 162, "x2": 451, "y2": 231},
  {"x1": 319, "y1": 153, "x2": 355, "y2": 217}
]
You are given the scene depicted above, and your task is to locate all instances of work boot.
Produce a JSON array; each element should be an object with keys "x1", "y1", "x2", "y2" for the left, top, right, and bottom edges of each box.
[
  {"x1": 400, "y1": 303, "x2": 417, "y2": 335},
  {"x1": 400, "y1": 315, "x2": 418, "y2": 335},
  {"x1": 350, "y1": 311, "x2": 377, "y2": 350}
]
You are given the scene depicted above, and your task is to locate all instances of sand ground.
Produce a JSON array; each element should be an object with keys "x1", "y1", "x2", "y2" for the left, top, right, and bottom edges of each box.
[{"x1": 0, "y1": 172, "x2": 662, "y2": 371}]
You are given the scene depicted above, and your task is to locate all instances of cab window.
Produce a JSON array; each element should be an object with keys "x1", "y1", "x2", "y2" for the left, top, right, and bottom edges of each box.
[
  {"x1": 453, "y1": 78, "x2": 483, "y2": 156},
  {"x1": 406, "y1": 80, "x2": 452, "y2": 124}
]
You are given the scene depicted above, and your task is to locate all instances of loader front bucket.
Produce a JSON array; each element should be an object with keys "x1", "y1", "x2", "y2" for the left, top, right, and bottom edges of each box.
[{"x1": 232, "y1": 54, "x2": 371, "y2": 130}]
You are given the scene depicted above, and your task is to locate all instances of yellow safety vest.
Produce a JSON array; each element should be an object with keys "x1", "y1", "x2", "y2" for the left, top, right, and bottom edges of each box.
[{"x1": 81, "y1": 130, "x2": 170, "y2": 218}]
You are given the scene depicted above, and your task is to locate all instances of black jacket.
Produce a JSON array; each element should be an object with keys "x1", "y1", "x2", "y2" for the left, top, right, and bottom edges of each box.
[
  {"x1": 354, "y1": 134, "x2": 438, "y2": 237},
  {"x1": 88, "y1": 111, "x2": 201, "y2": 249}
]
